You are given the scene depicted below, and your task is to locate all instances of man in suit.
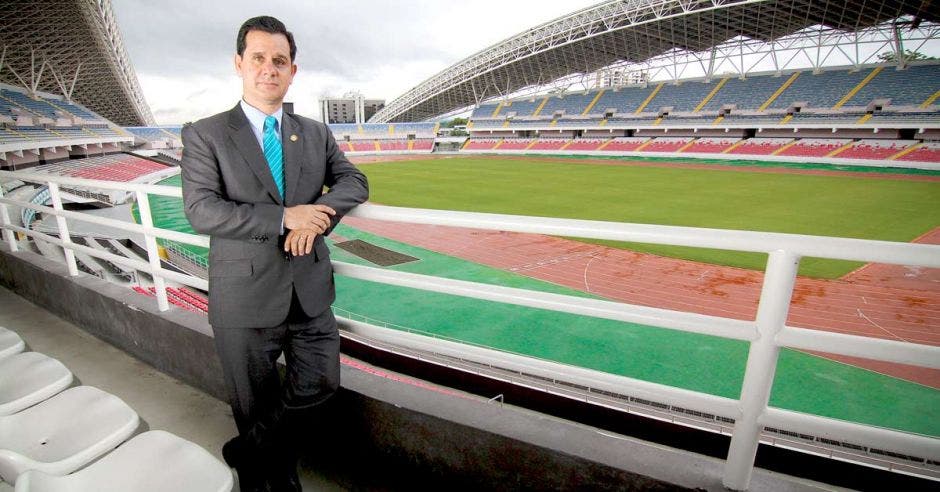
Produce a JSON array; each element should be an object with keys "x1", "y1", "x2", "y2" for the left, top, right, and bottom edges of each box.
[{"x1": 180, "y1": 15, "x2": 368, "y2": 491}]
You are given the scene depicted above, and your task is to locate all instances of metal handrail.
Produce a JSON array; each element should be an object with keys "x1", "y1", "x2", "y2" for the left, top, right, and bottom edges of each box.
[{"x1": 1, "y1": 170, "x2": 938, "y2": 490}]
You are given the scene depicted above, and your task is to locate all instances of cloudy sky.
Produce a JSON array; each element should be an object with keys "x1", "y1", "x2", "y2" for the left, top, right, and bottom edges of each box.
[{"x1": 112, "y1": 0, "x2": 600, "y2": 125}]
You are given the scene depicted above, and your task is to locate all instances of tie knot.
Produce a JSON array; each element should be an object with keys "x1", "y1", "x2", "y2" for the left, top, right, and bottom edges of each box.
[{"x1": 264, "y1": 115, "x2": 277, "y2": 132}]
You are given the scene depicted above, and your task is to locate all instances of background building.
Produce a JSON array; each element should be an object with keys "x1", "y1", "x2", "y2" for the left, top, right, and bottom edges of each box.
[{"x1": 319, "y1": 91, "x2": 385, "y2": 124}]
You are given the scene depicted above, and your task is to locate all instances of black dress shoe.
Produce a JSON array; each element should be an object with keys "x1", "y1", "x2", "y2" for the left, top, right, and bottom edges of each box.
[
  {"x1": 267, "y1": 466, "x2": 301, "y2": 492},
  {"x1": 223, "y1": 437, "x2": 270, "y2": 492}
]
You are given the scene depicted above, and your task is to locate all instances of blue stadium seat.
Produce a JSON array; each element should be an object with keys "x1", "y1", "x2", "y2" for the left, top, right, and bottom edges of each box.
[
  {"x1": 845, "y1": 64, "x2": 940, "y2": 107},
  {"x1": 701, "y1": 74, "x2": 788, "y2": 112},
  {"x1": 768, "y1": 67, "x2": 875, "y2": 109},
  {"x1": 1, "y1": 90, "x2": 60, "y2": 119}
]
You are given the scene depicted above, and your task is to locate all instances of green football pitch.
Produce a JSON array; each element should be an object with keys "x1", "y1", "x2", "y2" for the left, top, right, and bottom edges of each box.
[{"x1": 355, "y1": 156, "x2": 940, "y2": 278}]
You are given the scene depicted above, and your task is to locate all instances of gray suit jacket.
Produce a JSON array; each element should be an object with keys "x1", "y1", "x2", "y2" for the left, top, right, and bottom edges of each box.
[{"x1": 181, "y1": 104, "x2": 368, "y2": 328}]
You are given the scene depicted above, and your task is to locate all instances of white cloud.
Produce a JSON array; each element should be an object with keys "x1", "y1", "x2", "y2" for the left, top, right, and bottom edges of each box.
[{"x1": 114, "y1": 0, "x2": 602, "y2": 124}]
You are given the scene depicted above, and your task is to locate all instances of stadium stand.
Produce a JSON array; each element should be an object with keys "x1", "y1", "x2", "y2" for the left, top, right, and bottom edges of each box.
[
  {"x1": 643, "y1": 137, "x2": 694, "y2": 152},
  {"x1": 538, "y1": 92, "x2": 598, "y2": 116},
  {"x1": 601, "y1": 137, "x2": 649, "y2": 151},
  {"x1": 28, "y1": 154, "x2": 170, "y2": 183},
  {"x1": 126, "y1": 127, "x2": 177, "y2": 141},
  {"x1": 836, "y1": 139, "x2": 918, "y2": 160},
  {"x1": 700, "y1": 75, "x2": 786, "y2": 112},
  {"x1": 468, "y1": 63, "x2": 940, "y2": 128},
  {"x1": 497, "y1": 138, "x2": 535, "y2": 150},
  {"x1": 775, "y1": 138, "x2": 852, "y2": 157},
  {"x1": 592, "y1": 86, "x2": 659, "y2": 114},
  {"x1": 645, "y1": 80, "x2": 718, "y2": 113},
  {"x1": 411, "y1": 139, "x2": 434, "y2": 151},
  {"x1": 529, "y1": 138, "x2": 570, "y2": 150},
  {"x1": 868, "y1": 111, "x2": 940, "y2": 123},
  {"x1": 1, "y1": 89, "x2": 60, "y2": 119},
  {"x1": 726, "y1": 138, "x2": 794, "y2": 155},
  {"x1": 844, "y1": 64, "x2": 940, "y2": 107},
  {"x1": 463, "y1": 138, "x2": 500, "y2": 150},
  {"x1": 378, "y1": 140, "x2": 408, "y2": 151},
  {"x1": 133, "y1": 286, "x2": 208, "y2": 315},
  {"x1": 324, "y1": 122, "x2": 437, "y2": 153},
  {"x1": 463, "y1": 63, "x2": 940, "y2": 166},
  {"x1": 468, "y1": 119, "x2": 507, "y2": 129},
  {"x1": 605, "y1": 115, "x2": 660, "y2": 125},
  {"x1": 565, "y1": 138, "x2": 607, "y2": 151},
  {"x1": 499, "y1": 98, "x2": 543, "y2": 117},
  {"x1": 681, "y1": 137, "x2": 740, "y2": 154},
  {"x1": 895, "y1": 141, "x2": 940, "y2": 162},
  {"x1": 350, "y1": 141, "x2": 374, "y2": 152}
]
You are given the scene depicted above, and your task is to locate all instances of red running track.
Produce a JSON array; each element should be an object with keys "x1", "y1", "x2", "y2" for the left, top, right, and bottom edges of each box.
[{"x1": 343, "y1": 217, "x2": 940, "y2": 389}]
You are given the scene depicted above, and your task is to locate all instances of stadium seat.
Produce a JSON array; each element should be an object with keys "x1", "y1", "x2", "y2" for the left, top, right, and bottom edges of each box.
[
  {"x1": 565, "y1": 138, "x2": 605, "y2": 151},
  {"x1": 0, "y1": 386, "x2": 139, "y2": 484},
  {"x1": 529, "y1": 139, "x2": 569, "y2": 150},
  {"x1": 897, "y1": 142, "x2": 940, "y2": 163},
  {"x1": 777, "y1": 139, "x2": 850, "y2": 157},
  {"x1": 602, "y1": 137, "x2": 647, "y2": 151},
  {"x1": 0, "y1": 327, "x2": 25, "y2": 360},
  {"x1": 682, "y1": 138, "x2": 739, "y2": 154},
  {"x1": 727, "y1": 138, "x2": 792, "y2": 155},
  {"x1": 497, "y1": 138, "x2": 534, "y2": 150},
  {"x1": 0, "y1": 352, "x2": 73, "y2": 416},
  {"x1": 13, "y1": 430, "x2": 233, "y2": 492},
  {"x1": 644, "y1": 137, "x2": 693, "y2": 152},
  {"x1": 836, "y1": 139, "x2": 916, "y2": 160}
]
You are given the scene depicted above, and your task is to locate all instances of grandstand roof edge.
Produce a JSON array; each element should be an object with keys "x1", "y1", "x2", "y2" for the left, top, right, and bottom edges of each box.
[{"x1": 370, "y1": 0, "x2": 940, "y2": 123}]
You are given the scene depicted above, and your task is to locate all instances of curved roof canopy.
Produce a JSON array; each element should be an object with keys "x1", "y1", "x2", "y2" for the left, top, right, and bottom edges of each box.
[
  {"x1": 0, "y1": 0, "x2": 154, "y2": 126},
  {"x1": 371, "y1": 0, "x2": 939, "y2": 122}
]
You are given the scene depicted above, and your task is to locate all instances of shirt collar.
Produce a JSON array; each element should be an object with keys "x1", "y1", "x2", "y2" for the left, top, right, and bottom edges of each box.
[{"x1": 240, "y1": 99, "x2": 283, "y2": 134}]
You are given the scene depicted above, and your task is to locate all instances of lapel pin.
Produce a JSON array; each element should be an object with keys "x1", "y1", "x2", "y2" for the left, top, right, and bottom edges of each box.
[{"x1": 290, "y1": 134, "x2": 298, "y2": 142}]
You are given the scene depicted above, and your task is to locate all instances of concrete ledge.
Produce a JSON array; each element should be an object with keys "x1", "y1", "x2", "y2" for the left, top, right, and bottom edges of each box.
[{"x1": 0, "y1": 245, "x2": 226, "y2": 399}]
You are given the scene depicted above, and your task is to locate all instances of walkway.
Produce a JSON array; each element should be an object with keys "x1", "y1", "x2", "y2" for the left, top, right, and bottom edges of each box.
[{"x1": 0, "y1": 286, "x2": 346, "y2": 492}]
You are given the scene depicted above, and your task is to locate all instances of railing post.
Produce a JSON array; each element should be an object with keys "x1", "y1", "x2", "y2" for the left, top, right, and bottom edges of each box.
[
  {"x1": 0, "y1": 185, "x2": 18, "y2": 252},
  {"x1": 135, "y1": 190, "x2": 169, "y2": 311},
  {"x1": 47, "y1": 182, "x2": 78, "y2": 276},
  {"x1": 723, "y1": 249, "x2": 800, "y2": 491}
]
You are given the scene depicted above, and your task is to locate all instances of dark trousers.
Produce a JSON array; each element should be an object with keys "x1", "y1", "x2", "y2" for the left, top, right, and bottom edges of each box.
[{"x1": 213, "y1": 291, "x2": 340, "y2": 473}]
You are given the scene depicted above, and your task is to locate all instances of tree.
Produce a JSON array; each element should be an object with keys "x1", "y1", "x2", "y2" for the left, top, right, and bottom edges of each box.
[
  {"x1": 877, "y1": 49, "x2": 937, "y2": 62},
  {"x1": 441, "y1": 117, "x2": 468, "y2": 128}
]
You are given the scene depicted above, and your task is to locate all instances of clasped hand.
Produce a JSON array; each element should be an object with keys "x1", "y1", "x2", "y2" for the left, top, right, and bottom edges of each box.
[{"x1": 283, "y1": 204, "x2": 336, "y2": 256}]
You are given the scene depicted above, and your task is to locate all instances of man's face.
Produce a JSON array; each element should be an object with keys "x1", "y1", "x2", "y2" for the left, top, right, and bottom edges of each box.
[{"x1": 235, "y1": 30, "x2": 296, "y2": 110}]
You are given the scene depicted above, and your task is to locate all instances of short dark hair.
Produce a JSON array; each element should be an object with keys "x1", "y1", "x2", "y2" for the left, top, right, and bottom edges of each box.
[{"x1": 236, "y1": 16, "x2": 297, "y2": 61}]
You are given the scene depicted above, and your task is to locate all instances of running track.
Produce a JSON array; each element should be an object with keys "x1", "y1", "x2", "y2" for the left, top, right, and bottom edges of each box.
[{"x1": 340, "y1": 218, "x2": 940, "y2": 389}]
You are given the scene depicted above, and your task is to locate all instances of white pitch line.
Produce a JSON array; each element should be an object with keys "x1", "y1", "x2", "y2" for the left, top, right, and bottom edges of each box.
[
  {"x1": 857, "y1": 308, "x2": 909, "y2": 342},
  {"x1": 583, "y1": 254, "x2": 602, "y2": 293}
]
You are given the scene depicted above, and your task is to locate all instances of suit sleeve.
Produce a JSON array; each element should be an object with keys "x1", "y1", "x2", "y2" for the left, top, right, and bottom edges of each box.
[
  {"x1": 180, "y1": 123, "x2": 283, "y2": 240},
  {"x1": 314, "y1": 125, "x2": 369, "y2": 230}
]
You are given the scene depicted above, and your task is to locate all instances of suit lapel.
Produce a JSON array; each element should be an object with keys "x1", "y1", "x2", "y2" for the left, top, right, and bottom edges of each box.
[
  {"x1": 282, "y1": 114, "x2": 303, "y2": 205},
  {"x1": 226, "y1": 105, "x2": 283, "y2": 205}
]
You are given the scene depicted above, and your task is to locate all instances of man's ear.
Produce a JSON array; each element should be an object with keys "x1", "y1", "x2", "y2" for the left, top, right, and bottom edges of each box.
[{"x1": 234, "y1": 54, "x2": 243, "y2": 76}]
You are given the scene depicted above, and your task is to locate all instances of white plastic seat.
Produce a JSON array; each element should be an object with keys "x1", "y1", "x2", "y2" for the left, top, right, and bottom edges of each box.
[
  {"x1": 0, "y1": 353, "x2": 73, "y2": 416},
  {"x1": 0, "y1": 327, "x2": 25, "y2": 360},
  {"x1": 14, "y1": 430, "x2": 233, "y2": 492},
  {"x1": 0, "y1": 386, "x2": 139, "y2": 484}
]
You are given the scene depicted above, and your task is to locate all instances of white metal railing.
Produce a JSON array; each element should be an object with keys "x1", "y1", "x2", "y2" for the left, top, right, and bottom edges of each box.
[
  {"x1": 1, "y1": 170, "x2": 939, "y2": 489},
  {"x1": 0, "y1": 170, "x2": 208, "y2": 312}
]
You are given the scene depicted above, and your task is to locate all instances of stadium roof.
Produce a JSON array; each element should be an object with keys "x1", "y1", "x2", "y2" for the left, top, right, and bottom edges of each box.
[
  {"x1": 370, "y1": 0, "x2": 940, "y2": 123},
  {"x1": 0, "y1": 0, "x2": 154, "y2": 126}
]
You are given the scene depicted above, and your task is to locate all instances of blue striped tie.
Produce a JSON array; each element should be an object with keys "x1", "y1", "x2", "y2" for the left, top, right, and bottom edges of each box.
[{"x1": 262, "y1": 115, "x2": 284, "y2": 199}]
